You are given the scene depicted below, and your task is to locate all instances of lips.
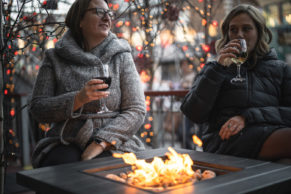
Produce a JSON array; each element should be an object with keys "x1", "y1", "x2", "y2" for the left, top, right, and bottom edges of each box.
[{"x1": 99, "y1": 24, "x2": 109, "y2": 28}]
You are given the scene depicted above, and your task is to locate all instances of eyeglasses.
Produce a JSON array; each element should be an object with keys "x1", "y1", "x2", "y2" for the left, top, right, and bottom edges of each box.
[{"x1": 86, "y1": 7, "x2": 115, "y2": 20}]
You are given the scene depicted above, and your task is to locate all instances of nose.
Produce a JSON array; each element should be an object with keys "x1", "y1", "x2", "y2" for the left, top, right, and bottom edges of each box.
[
  {"x1": 237, "y1": 29, "x2": 244, "y2": 39},
  {"x1": 102, "y1": 13, "x2": 111, "y2": 21}
]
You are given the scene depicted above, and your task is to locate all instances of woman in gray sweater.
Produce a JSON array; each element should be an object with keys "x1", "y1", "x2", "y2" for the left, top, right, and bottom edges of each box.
[{"x1": 30, "y1": 0, "x2": 146, "y2": 167}]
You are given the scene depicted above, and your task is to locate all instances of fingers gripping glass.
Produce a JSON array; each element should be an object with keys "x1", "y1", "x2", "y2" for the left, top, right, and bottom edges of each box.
[
  {"x1": 94, "y1": 64, "x2": 112, "y2": 113},
  {"x1": 87, "y1": 7, "x2": 115, "y2": 19},
  {"x1": 230, "y1": 39, "x2": 248, "y2": 84}
]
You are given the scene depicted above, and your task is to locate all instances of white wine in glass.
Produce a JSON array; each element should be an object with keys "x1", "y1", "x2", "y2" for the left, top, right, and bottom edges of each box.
[{"x1": 230, "y1": 39, "x2": 248, "y2": 84}]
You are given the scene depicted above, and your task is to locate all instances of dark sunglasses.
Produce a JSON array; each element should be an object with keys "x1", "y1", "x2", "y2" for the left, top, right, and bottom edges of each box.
[{"x1": 86, "y1": 7, "x2": 115, "y2": 19}]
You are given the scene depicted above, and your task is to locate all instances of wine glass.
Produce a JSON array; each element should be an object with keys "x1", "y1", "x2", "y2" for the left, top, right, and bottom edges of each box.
[
  {"x1": 230, "y1": 39, "x2": 248, "y2": 84},
  {"x1": 94, "y1": 64, "x2": 112, "y2": 113}
]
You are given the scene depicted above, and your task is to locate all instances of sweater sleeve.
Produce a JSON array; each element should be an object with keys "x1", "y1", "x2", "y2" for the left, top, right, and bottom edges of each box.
[
  {"x1": 241, "y1": 64, "x2": 291, "y2": 126},
  {"x1": 180, "y1": 62, "x2": 226, "y2": 123},
  {"x1": 29, "y1": 53, "x2": 81, "y2": 123},
  {"x1": 94, "y1": 52, "x2": 146, "y2": 149}
]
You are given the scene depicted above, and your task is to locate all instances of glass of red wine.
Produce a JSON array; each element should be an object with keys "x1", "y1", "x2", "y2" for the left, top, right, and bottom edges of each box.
[{"x1": 95, "y1": 64, "x2": 111, "y2": 113}]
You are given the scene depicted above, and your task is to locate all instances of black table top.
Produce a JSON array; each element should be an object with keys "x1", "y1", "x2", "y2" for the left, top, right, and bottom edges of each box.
[{"x1": 17, "y1": 148, "x2": 291, "y2": 194}]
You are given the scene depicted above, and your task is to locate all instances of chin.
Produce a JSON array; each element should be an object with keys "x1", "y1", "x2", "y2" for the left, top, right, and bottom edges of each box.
[{"x1": 99, "y1": 31, "x2": 109, "y2": 38}]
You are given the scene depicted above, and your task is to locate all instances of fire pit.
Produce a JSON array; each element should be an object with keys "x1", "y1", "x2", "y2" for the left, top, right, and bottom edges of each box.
[
  {"x1": 83, "y1": 147, "x2": 242, "y2": 193},
  {"x1": 17, "y1": 148, "x2": 291, "y2": 194}
]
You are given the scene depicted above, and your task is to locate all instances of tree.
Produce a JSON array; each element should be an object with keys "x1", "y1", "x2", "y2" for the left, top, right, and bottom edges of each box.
[
  {"x1": 111, "y1": 0, "x2": 224, "y2": 89},
  {"x1": 110, "y1": 0, "x2": 224, "y2": 146},
  {"x1": 0, "y1": 0, "x2": 69, "y2": 192}
]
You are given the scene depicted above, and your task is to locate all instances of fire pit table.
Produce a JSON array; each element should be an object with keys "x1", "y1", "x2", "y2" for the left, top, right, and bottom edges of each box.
[{"x1": 17, "y1": 148, "x2": 291, "y2": 194}]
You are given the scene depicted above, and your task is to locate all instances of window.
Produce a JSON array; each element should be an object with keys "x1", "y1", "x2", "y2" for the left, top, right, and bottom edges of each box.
[
  {"x1": 265, "y1": 4, "x2": 280, "y2": 27},
  {"x1": 282, "y1": 2, "x2": 291, "y2": 25}
]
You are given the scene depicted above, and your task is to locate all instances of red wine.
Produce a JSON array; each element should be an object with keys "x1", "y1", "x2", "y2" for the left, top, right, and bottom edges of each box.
[{"x1": 94, "y1": 77, "x2": 111, "y2": 91}]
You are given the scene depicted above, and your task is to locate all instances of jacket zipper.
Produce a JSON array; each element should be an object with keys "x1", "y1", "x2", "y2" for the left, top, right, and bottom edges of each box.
[{"x1": 246, "y1": 68, "x2": 250, "y2": 106}]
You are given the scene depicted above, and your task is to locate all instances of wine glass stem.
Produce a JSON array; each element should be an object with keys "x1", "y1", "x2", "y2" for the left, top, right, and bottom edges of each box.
[
  {"x1": 237, "y1": 63, "x2": 242, "y2": 78},
  {"x1": 100, "y1": 98, "x2": 104, "y2": 111}
]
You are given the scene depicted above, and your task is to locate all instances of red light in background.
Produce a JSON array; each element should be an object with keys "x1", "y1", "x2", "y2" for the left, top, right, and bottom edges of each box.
[
  {"x1": 115, "y1": 20, "x2": 123, "y2": 28},
  {"x1": 125, "y1": 21, "x2": 131, "y2": 26},
  {"x1": 144, "y1": 123, "x2": 152, "y2": 130},
  {"x1": 145, "y1": 100, "x2": 150, "y2": 106},
  {"x1": 202, "y1": 44, "x2": 210, "y2": 52},
  {"x1": 182, "y1": 45, "x2": 188, "y2": 51},
  {"x1": 113, "y1": 4, "x2": 119, "y2": 10},
  {"x1": 136, "y1": 45, "x2": 143, "y2": 51},
  {"x1": 212, "y1": 20, "x2": 218, "y2": 27},
  {"x1": 202, "y1": 19, "x2": 207, "y2": 26},
  {"x1": 10, "y1": 109, "x2": 15, "y2": 117}
]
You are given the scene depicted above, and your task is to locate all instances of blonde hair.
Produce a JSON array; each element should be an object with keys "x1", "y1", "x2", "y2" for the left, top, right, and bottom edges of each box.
[{"x1": 215, "y1": 4, "x2": 272, "y2": 65}]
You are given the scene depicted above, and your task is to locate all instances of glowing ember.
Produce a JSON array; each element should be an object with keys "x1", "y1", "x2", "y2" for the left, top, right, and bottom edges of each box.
[
  {"x1": 192, "y1": 135, "x2": 203, "y2": 147},
  {"x1": 110, "y1": 147, "x2": 215, "y2": 189}
]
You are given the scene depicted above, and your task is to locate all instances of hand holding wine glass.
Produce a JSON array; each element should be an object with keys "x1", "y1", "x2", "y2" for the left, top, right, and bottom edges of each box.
[
  {"x1": 73, "y1": 77, "x2": 109, "y2": 111},
  {"x1": 94, "y1": 65, "x2": 111, "y2": 91}
]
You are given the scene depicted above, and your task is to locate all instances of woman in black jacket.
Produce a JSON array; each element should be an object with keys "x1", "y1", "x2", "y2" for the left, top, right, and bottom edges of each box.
[{"x1": 181, "y1": 4, "x2": 291, "y2": 161}]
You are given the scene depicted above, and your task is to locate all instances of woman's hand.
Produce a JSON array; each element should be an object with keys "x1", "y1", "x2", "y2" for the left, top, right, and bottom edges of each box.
[
  {"x1": 217, "y1": 39, "x2": 241, "y2": 67},
  {"x1": 81, "y1": 141, "x2": 106, "y2": 161},
  {"x1": 74, "y1": 79, "x2": 110, "y2": 110},
  {"x1": 219, "y1": 115, "x2": 245, "y2": 140}
]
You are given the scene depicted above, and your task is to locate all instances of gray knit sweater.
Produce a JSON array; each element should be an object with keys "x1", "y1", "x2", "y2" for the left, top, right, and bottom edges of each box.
[{"x1": 29, "y1": 30, "x2": 146, "y2": 154}]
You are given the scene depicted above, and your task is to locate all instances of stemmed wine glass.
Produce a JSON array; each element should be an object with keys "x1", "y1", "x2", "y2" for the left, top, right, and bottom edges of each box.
[
  {"x1": 94, "y1": 64, "x2": 112, "y2": 113},
  {"x1": 230, "y1": 39, "x2": 248, "y2": 84}
]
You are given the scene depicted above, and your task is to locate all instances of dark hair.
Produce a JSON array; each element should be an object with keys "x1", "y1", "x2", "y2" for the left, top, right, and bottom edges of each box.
[
  {"x1": 215, "y1": 4, "x2": 272, "y2": 65},
  {"x1": 65, "y1": 0, "x2": 109, "y2": 48}
]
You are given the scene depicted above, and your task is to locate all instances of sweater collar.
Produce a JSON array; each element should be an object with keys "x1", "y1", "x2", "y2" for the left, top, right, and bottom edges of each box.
[{"x1": 54, "y1": 30, "x2": 131, "y2": 66}]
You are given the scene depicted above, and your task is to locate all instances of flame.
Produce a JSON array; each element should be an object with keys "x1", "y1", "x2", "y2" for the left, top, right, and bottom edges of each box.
[
  {"x1": 113, "y1": 147, "x2": 196, "y2": 187},
  {"x1": 113, "y1": 152, "x2": 137, "y2": 165},
  {"x1": 192, "y1": 135, "x2": 203, "y2": 147}
]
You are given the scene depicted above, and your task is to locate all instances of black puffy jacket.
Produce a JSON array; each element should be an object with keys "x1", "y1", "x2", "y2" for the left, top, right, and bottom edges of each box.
[{"x1": 180, "y1": 49, "x2": 291, "y2": 158}]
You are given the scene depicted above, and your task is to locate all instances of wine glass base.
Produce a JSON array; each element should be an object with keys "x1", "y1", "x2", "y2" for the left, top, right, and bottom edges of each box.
[
  {"x1": 230, "y1": 77, "x2": 246, "y2": 84},
  {"x1": 97, "y1": 106, "x2": 112, "y2": 114}
]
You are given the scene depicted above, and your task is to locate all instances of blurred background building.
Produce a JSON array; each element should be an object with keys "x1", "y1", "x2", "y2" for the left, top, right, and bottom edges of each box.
[{"x1": 258, "y1": 0, "x2": 291, "y2": 64}]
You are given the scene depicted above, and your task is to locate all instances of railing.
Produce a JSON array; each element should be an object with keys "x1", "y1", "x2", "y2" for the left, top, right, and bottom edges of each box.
[
  {"x1": 144, "y1": 90, "x2": 189, "y2": 97},
  {"x1": 143, "y1": 90, "x2": 195, "y2": 149}
]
